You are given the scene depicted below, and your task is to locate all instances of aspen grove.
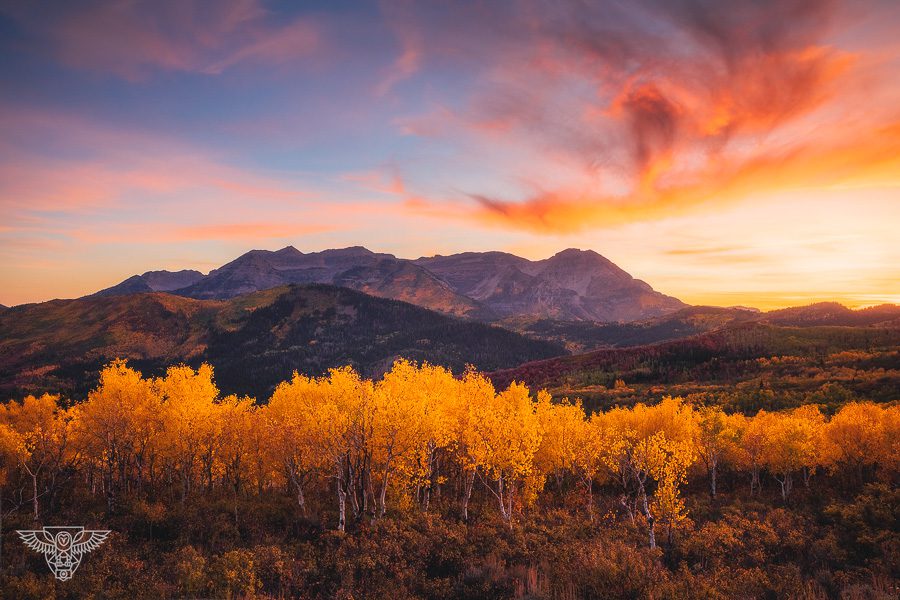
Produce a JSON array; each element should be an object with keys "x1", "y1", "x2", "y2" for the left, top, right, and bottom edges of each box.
[{"x1": 0, "y1": 359, "x2": 896, "y2": 553}]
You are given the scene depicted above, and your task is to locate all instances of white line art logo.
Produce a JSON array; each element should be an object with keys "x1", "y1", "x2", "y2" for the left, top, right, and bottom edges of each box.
[{"x1": 17, "y1": 526, "x2": 110, "y2": 581}]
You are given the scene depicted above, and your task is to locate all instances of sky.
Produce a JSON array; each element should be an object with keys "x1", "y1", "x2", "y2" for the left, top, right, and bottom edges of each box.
[{"x1": 1, "y1": 0, "x2": 898, "y2": 309}]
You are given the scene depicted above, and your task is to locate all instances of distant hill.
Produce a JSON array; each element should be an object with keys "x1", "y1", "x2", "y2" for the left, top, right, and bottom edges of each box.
[
  {"x1": 761, "y1": 302, "x2": 900, "y2": 327},
  {"x1": 1, "y1": 285, "x2": 565, "y2": 400},
  {"x1": 90, "y1": 246, "x2": 686, "y2": 323},
  {"x1": 501, "y1": 305, "x2": 761, "y2": 352},
  {"x1": 502, "y1": 303, "x2": 900, "y2": 353}
]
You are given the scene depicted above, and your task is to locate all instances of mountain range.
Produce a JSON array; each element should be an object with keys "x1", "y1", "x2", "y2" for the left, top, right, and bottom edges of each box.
[
  {"x1": 4, "y1": 245, "x2": 898, "y2": 402},
  {"x1": 91, "y1": 246, "x2": 686, "y2": 323}
]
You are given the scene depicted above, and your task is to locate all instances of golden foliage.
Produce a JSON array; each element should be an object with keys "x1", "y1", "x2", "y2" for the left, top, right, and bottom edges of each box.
[{"x1": 0, "y1": 358, "x2": 895, "y2": 539}]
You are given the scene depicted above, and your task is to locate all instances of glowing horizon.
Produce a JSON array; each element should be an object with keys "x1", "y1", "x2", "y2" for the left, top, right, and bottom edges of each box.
[{"x1": 1, "y1": 1, "x2": 898, "y2": 310}]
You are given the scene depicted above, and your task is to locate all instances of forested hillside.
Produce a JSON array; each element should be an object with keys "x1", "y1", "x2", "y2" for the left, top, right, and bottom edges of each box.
[
  {"x1": 501, "y1": 303, "x2": 900, "y2": 353},
  {"x1": 0, "y1": 285, "x2": 564, "y2": 400},
  {"x1": 492, "y1": 323, "x2": 900, "y2": 413}
]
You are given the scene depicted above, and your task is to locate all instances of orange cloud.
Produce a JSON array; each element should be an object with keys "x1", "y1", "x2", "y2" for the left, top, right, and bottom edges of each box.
[
  {"x1": 464, "y1": 118, "x2": 900, "y2": 233},
  {"x1": 389, "y1": 0, "x2": 898, "y2": 235}
]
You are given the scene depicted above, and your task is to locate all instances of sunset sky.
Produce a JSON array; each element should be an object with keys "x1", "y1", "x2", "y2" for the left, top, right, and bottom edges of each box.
[{"x1": 1, "y1": 0, "x2": 899, "y2": 309}]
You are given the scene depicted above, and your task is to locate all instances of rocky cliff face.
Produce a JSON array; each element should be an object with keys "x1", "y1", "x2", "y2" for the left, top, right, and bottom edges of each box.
[{"x1": 415, "y1": 248, "x2": 685, "y2": 322}]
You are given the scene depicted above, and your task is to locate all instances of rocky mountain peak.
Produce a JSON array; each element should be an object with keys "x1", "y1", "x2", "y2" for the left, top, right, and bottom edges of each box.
[{"x1": 88, "y1": 246, "x2": 687, "y2": 323}]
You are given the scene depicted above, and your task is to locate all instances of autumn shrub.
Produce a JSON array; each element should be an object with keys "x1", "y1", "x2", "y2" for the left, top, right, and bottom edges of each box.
[
  {"x1": 207, "y1": 548, "x2": 260, "y2": 599},
  {"x1": 168, "y1": 544, "x2": 207, "y2": 597}
]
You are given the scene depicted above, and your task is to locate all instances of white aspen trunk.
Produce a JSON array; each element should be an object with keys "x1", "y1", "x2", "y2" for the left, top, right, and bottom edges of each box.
[
  {"x1": 506, "y1": 480, "x2": 514, "y2": 527},
  {"x1": 31, "y1": 472, "x2": 39, "y2": 521},
  {"x1": 620, "y1": 495, "x2": 635, "y2": 524},
  {"x1": 297, "y1": 485, "x2": 307, "y2": 516},
  {"x1": 775, "y1": 473, "x2": 793, "y2": 501},
  {"x1": 23, "y1": 463, "x2": 41, "y2": 521},
  {"x1": 337, "y1": 467, "x2": 347, "y2": 532},
  {"x1": 462, "y1": 470, "x2": 475, "y2": 522},
  {"x1": 585, "y1": 478, "x2": 594, "y2": 522},
  {"x1": 377, "y1": 456, "x2": 391, "y2": 519},
  {"x1": 496, "y1": 474, "x2": 509, "y2": 521},
  {"x1": 638, "y1": 478, "x2": 655, "y2": 550}
]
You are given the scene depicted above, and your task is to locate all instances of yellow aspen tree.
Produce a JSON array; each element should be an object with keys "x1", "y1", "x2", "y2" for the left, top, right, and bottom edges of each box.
[
  {"x1": 217, "y1": 395, "x2": 257, "y2": 524},
  {"x1": 370, "y1": 360, "x2": 436, "y2": 518},
  {"x1": 0, "y1": 420, "x2": 22, "y2": 562},
  {"x1": 155, "y1": 364, "x2": 220, "y2": 503},
  {"x1": 468, "y1": 382, "x2": 542, "y2": 524},
  {"x1": 604, "y1": 397, "x2": 696, "y2": 549},
  {"x1": 693, "y1": 406, "x2": 743, "y2": 498},
  {"x1": 246, "y1": 403, "x2": 274, "y2": 497},
  {"x1": 451, "y1": 367, "x2": 496, "y2": 522},
  {"x1": 649, "y1": 436, "x2": 696, "y2": 547},
  {"x1": 266, "y1": 375, "x2": 326, "y2": 516},
  {"x1": 823, "y1": 401, "x2": 888, "y2": 481},
  {"x1": 0, "y1": 394, "x2": 78, "y2": 520},
  {"x1": 880, "y1": 405, "x2": 900, "y2": 477},
  {"x1": 76, "y1": 360, "x2": 161, "y2": 507},
  {"x1": 294, "y1": 366, "x2": 373, "y2": 532},
  {"x1": 790, "y1": 405, "x2": 826, "y2": 487},
  {"x1": 760, "y1": 410, "x2": 821, "y2": 501},
  {"x1": 574, "y1": 412, "x2": 623, "y2": 521},
  {"x1": 534, "y1": 393, "x2": 583, "y2": 493},
  {"x1": 736, "y1": 411, "x2": 770, "y2": 495},
  {"x1": 390, "y1": 362, "x2": 458, "y2": 512}
]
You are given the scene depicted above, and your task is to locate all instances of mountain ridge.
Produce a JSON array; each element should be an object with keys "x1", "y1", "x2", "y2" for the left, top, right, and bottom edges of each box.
[
  {"x1": 91, "y1": 246, "x2": 686, "y2": 323},
  {"x1": 91, "y1": 269, "x2": 205, "y2": 297}
]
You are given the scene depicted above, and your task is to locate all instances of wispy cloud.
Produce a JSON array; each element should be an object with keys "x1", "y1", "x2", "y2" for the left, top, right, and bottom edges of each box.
[
  {"x1": 388, "y1": 0, "x2": 900, "y2": 232},
  {"x1": 0, "y1": 107, "x2": 312, "y2": 217},
  {"x1": 66, "y1": 222, "x2": 335, "y2": 244},
  {"x1": 1, "y1": 0, "x2": 319, "y2": 80}
]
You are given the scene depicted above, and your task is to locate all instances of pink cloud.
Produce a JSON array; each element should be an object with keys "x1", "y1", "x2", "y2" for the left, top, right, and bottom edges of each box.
[
  {"x1": 341, "y1": 166, "x2": 407, "y2": 196},
  {"x1": 0, "y1": 106, "x2": 339, "y2": 280},
  {"x1": 66, "y1": 222, "x2": 336, "y2": 245},
  {"x1": 374, "y1": 1, "x2": 424, "y2": 96}
]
